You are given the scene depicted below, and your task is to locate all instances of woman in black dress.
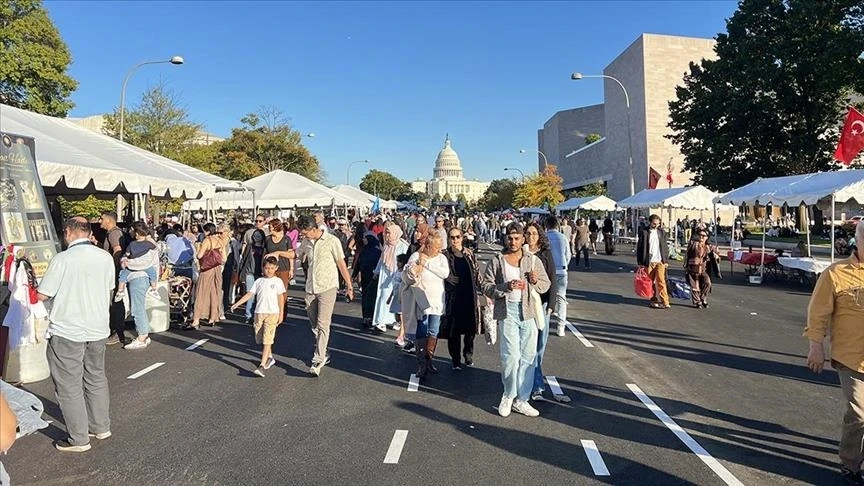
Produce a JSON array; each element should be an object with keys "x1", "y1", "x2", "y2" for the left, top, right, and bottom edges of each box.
[
  {"x1": 440, "y1": 227, "x2": 482, "y2": 370},
  {"x1": 352, "y1": 233, "x2": 381, "y2": 327}
]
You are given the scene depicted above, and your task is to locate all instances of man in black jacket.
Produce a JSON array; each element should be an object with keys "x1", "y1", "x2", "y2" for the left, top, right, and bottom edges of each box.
[{"x1": 636, "y1": 214, "x2": 670, "y2": 308}]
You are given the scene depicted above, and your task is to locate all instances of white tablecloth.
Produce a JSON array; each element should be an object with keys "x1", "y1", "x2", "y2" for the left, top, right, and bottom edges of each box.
[{"x1": 777, "y1": 257, "x2": 832, "y2": 275}]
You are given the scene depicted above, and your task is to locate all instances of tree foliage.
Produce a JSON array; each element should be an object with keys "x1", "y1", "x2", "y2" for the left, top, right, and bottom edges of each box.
[
  {"x1": 478, "y1": 178, "x2": 518, "y2": 212},
  {"x1": 513, "y1": 165, "x2": 565, "y2": 209},
  {"x1": 57, "y1": 195, "x2": 114, "y2": 219},
  {"x1": 0, "y1": 0, "x2": 77, "y2": 116},
  {"x1": 585, "y1": 133, "x2": 602, "y2": 145},
  {"x1": 102, "y1": 80, "x2": 203, "y2": 156},
  {"x1": 215, "y1": 106, "x2": 322, "y2": 182},
  {"x1": 667, "y1": 0, "x2": 864, "y2": 192},
  {"x1": 569, "y1": 182, "x2": 607, "y2": 198},
  {"x1": 359, "y1": 169, "x2": 409, "y2": 199}
]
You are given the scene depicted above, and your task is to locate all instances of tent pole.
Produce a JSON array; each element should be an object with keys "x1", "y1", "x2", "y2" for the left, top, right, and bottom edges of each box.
[
  {"x1": 831, "y1": 194, "x2": 836, "y2": 263},
  {"x1": 805, "y1": 204, "x2": 812, "y2": 258},
  {"x1": 760, "y1": 204, "x2": 767, "y2": 281},
  {"x1": 712, "y1": 203, "x2": 718, "y2": 247}
]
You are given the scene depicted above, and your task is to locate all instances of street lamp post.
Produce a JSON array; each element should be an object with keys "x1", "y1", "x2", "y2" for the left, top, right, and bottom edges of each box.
[
  {"x1": 571, "y1": 72, "x2": 635, "y2": 197},
  {"x1": 504, "y1": 167, "x2": 525, "y2": 181},
  {"x1": 119, "y1": 56, "x2": 184, "y2": 142},
  {"x1": 519, "y1": 149, "x2": 549, "y2": 171},
  {"x1": 346, "y1": 159, "x2": 370, "y2": 185}
]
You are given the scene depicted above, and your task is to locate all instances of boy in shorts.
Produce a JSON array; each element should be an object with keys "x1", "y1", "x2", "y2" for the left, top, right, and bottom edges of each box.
[{"x1": 230, "y1": 256, "x2": 286, "y2": 377}]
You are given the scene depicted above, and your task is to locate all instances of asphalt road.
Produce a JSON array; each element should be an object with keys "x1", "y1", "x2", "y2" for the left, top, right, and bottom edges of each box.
[{"x1": 2, "y1": 243, "x2": 845, "y2": 485}]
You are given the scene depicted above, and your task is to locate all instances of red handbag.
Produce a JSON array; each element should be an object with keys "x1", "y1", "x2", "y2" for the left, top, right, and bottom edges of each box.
[
  {"x1": 199, "y1": 249, "x2": 223, "y2": 272},
  {"x1": 634, "y1": 267, "x2": 654, "y2": 298}
]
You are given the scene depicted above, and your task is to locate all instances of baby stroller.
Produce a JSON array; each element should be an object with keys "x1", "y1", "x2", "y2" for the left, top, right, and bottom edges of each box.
[{"x1": 164, "y1": 260, "x2": 194, "y2": 327}]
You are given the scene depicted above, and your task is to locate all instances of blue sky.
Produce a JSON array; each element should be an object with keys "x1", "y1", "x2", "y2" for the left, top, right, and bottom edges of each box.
[{"x1": 45, "y1": 0, "x2": 738, "y2": 185}]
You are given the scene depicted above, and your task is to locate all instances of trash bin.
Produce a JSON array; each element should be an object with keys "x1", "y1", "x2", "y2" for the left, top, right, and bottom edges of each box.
[{"x1": 3, "y1": 317, "x2": 50, "y2": 384}]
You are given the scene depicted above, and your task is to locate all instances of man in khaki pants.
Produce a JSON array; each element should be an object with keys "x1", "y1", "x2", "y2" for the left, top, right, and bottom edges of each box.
[
  {"x1": 296, "y1": 215, "x2": 354, "y2": 377},
  {"x1": 805, "y1": 222, "x2": 864, "y2": 484},
  {"x1": 635, "y1": 214, "x2": 670, "y2": 308}
]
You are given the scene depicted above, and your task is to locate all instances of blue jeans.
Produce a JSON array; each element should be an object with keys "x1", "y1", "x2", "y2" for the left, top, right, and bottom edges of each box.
[
  {"x1": 416, "y1": 314, "x2": 442, "y2": 339},
  {"x1": 128, "y1": 276, "x2": 151, "y2": 336},
  {"x1": 533, "y1": 303, "x2": 551, "y2": 393},
  {"x1": 555, "y1": 273, "x2": 568, "y2": 320},
  {"x1": 500, "y1": 301, "x2": 538, "y2": 401},
  {"x1": 119, "y1": 266, "x2": 157, "y2": 286},
  {"x1": 244, "y1": 274, "x2": 257, "y2": 320}
]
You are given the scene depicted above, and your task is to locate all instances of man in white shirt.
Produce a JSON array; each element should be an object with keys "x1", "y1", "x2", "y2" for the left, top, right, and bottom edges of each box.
[
  {"x1": 636, "y1": 214, "x2": 670, "y2": 308},
  {"x1": 38, "y1": 217, "x2": 116, "y2": 452},
  {"x1": 545, "y1": 216, "x2": 572, "y2": 337}
]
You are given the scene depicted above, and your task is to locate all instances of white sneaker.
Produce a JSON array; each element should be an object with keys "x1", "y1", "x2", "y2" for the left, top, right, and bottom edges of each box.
[
  {"x1": 88, "y1": 431, "x2": 112, "y2": 440},
  {"x1": 391, "y1": 322, "x2": 401, "y2": 331},
  {"x1": 557, "y1": 321, "x2": 568, "y2": 337},
  {"x1": 263, "y1": 356, "x2": 276, "y2": 370},
  {"x1": 124, "y1": 338, "x2": 148, "y2": 350},
  {"x1": 512, "y1": 399, "x2": 540, "y2": 417},
  {"x1": 309, "y1": 364, "x2": 321, "y2": 377},
  {"x1": 498, "y1": 396, "x2": 514, "y2": 417}
]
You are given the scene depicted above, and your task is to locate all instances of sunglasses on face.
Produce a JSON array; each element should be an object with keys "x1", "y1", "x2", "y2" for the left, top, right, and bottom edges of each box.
[{"x1": 449, "y1": 235, "x2": 462, "y2": 239}]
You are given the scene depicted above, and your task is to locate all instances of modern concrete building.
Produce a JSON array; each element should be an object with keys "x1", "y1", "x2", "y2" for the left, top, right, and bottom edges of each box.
[
  {"x1": 410, "y1": 135, "x2": 490, "y2": 202},
  {"x1": 538, "y1": 33, "x2": 716, "y2": 201}
]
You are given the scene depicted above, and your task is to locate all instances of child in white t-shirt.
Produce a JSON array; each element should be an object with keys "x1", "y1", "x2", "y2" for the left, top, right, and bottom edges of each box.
[{"x1": 230, "y1": 256, "x2": 286, "y2": 377}]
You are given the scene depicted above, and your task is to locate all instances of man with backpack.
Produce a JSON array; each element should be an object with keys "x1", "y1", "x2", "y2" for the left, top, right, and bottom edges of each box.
[{"x1": 99, "y1": 211, "x2": 129, "y2": 346}]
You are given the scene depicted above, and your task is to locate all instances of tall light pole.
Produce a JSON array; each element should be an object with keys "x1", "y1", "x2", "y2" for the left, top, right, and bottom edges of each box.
[
  {"x1": 346, "y1": 159, "x2": 370, "y2": 185},
  {"x1": 571, "y1": 72, "x2": 635, "y2": 197},
  {"x1": 519, "y1": 149, "x2": 548, "y2": 171},
  {"x1": 504, "y1": 167, "x2": 525, "y2": 181},
  {"x1": 119, "y1": 56, "x2": 184, "y2": 142}
]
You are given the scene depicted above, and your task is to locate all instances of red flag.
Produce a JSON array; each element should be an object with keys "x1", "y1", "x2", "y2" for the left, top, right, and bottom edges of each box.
[
  {"x1": 835, "y1": 107, "x2": 864, "y2": 165},
  {"x1": 648, "y1": 167, "x2": 661, "y2": 189}
]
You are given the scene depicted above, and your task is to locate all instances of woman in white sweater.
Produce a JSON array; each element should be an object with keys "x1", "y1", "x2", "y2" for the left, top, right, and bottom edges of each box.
[{"x1": 403, "y1": 229, "x2": 450, "y2": 379}]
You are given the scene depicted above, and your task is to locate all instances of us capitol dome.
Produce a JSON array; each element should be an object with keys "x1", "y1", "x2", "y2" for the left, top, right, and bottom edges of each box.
[{"x1": 410, "y1": 135, "x2": 491, "y2": 203}]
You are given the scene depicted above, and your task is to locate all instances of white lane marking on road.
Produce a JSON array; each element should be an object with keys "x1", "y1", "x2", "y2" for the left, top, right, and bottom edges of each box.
[
  {"x1": 383, "y1": 430, "x2": 409, "y2": 464},
  {"x1": 627, "y1": 384, "x2": 744, "y2": 486},
  {"x1": 566, "y1": 322, "x2": 595, "y2": 347},
  {"x1": 127, "y1": 362, "x2": 165, "y2": 380},
  {"x1": 545, "y1": 376, "x2": 564, "y2": 396},
  {"x1": 185, "y1": 339, "x2": 208, "y2": 351},
  {"x1": 580, "y1": 440, "x2": 610, "y2": 476},
  {"x1": 407, "y1": 374, "x2": 419, "y2": 392}
]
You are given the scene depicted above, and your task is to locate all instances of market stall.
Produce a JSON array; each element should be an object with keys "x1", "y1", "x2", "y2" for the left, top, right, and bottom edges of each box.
[
  {"x1": 331, "y1": 184, "x2": 398, "y2": 211},
  {"x1": 556, "y1": 195, "x2": 618, "y2": 213}
]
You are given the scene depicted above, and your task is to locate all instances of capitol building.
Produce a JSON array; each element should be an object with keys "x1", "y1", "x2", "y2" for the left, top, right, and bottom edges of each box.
[{"x1": 410, "y1": 135, "x2": 490, "y2": 203}]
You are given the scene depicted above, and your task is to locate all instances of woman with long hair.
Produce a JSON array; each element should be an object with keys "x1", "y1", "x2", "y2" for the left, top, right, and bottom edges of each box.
[
  {"x1": 402, "y1": 229, "x2": 449, "y2": 379},
  {"x1": 264, "y1": 219, "x2": 295, "y2": 294},
  {"x1": 524, "y1": 221, "x2": 568, "y2": 403},
  {"x1": 482, "y1": 223, "x2": 550, "y2": 418},
  {"x1": 440, "y1": 227, "x2": 482, "y2": 370},
  {"x1": 187, "y1": 223, "x2": 231, "y2": 330},
  {"x1": 371, "y1": 222, "x2": 410, "y2": 332}
]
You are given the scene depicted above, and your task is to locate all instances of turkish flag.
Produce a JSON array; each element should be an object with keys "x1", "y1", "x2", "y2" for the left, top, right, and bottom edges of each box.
[
  {"x1": 834, "y1": 107, "x2": 864, "y2": 165},
  {"x1": 648, "y1": 168, "x2": 661, "y2": 189}
]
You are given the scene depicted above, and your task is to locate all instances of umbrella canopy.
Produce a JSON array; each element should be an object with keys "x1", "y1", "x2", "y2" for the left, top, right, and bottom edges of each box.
[
  {"x1": 1, "y1": 103, "x2": 236, "y2": 199},
  {"x1": 617, "y1": 186, "x2": 718, "y2": 211},
  {"x1": 182, "y1": 170, "x2": 358, "y2": 211},
  {"x1": 557, "y1": 195, "x2": 618, "y2": 212}
]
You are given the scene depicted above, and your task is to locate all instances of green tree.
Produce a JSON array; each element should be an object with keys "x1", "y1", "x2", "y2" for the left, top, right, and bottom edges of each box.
[
  {"x1": 456, "y1": 193, "x2": 468, "y2": 207},
  {"x1": 585, "y1": 133, "x2": 602, "y2": 145},
  {"x1": 570, "y1": 182, "x2": 607, "y2": 198},
  {"x1": 667, "y1": 0, "x2": 864, "y2": 192},
  {"x1": 216, "y1": 106, "x2": 322, "y2": 182},
  {"x1": 442, "y1": 193, "x2": 453, "y2": 202},
  {"x1": 102, "y1": 80, "x2": 202, "y2": 156},
  {"x1": 172, "y1": 143, "x2": 221, "y2": 174},
  {"x1": 513, "y1": 165, "x2": 565, "y2": 209},
  {"x1": 359, "y1": 169, "x2": 407, "y2": 199},
  {"x1": 478, "y1": 178, "x2": 518, "y2": 212},
  {"x1": 57, "y1": 195, "x2": 114, "y2": 219},
  {"x1": 0, "y1": 0, "x2": 77, "y2": 116}
]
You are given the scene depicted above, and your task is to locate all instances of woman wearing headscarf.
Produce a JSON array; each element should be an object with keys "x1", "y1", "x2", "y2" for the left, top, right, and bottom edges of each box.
[
  {"x1": 353, "y1": 233, "x2": 382, "y2": 327},
  {"x1": 411, "y1": 215, "x2": 429, "y2": 254},
  {"x1": 371, "y1": 221, "x2": 410, "y2": 332},
  {"x1": 440, "y1": 227, "x2": 483, "y2": 370}
]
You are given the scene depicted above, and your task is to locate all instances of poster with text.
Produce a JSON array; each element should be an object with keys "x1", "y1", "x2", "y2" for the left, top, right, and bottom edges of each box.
[{"x1": 0, "y1": 132, "x2": 62, "y2": 278}]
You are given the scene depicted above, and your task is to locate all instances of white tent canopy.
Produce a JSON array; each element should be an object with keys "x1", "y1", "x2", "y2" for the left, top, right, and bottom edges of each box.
[
  {"x1": 182, "y1": 170, "x2": 358, "y2": 211},
  {"x1": 1, "y1": 104, "x2": 237, "y2": 199},
  {"x1": 715, "y1": 169, "x2": 864, "y2": 207},
  {"x1": 557, "y1": 195, "x2": 618, "y2": 212},
  {"x1": 331, "y1": 184, "x2": 398, "y2": 210},
  {"x1": 617, "y1": 186, "x2": 718, "y2": 211}
]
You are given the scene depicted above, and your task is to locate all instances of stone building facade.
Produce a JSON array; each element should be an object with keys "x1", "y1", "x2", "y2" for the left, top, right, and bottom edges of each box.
[
  {"x1": 410, "y1": 135, "x2": 490, "y2": 202},
  {"x1": 538, "y1": 33, "x2": 716, "y2": 201}
]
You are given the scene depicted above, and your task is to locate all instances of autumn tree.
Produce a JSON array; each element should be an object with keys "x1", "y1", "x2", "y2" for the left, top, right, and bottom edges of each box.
[
  {"x1": 0, "y1": 0, "x2": 78, "y2": 116},
  {"x1": 667, "y1": 0, "x2": 864, "y2": 192},
  {"x1": 216, "y1": 106, "x2": 321, "y2": 182},
  {"x1": 513, "y1": 165, "x2": 565, "y2": 209},
  {"x1": 478, "y1": 178, "x2": 518, "y2": 212}
]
